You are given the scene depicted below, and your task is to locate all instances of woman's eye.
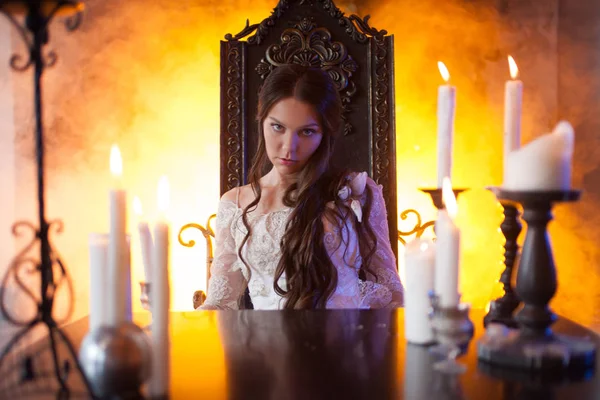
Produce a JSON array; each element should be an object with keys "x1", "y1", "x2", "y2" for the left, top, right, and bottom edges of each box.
[
  {"x1": 271, "y1": 124, "x2": 284, "y2": 132},
  {"x1": 301, "y1": 129, "x2": 316, "y2": 137}
]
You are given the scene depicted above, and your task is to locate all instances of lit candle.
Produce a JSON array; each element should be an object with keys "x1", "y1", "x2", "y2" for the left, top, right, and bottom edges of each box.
[
  {"x1": 504, "y1": 121, "x2": 574, "y2": 191},
  {"x1": 133, "y1": 196, "x2": 153, "y2": 283},
  {"x1": 504, "y1": 55, "x2": 523, "y2": 183},
  {"x1": 436, "y1": 61, "x2": 456, "y2": 188},
  {"x1": 150, "y1": 175, "x2": 171, "y2": 397},
  {"x1": 107, "y1": 145, "x2": 130, "y2": 325},
  {"x1": 404, "y1": 238, "x2": 436, "y2": 344},
  {"x1": 434, "y1": 177, "x2": 461, "y2": 308}
]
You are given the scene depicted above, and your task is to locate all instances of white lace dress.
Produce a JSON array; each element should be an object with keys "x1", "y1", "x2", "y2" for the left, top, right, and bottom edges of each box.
[{"x1": 199, "y1": 177, "x2": 404, "y2": 310}]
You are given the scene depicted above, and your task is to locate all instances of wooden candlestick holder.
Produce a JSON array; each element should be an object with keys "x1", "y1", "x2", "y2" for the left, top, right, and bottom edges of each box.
[
  {"x1": 484, "y1": 187, "x2": 523, "y2": 328},
  {"x1": 478, "y1": 189, "x2": 596, "y2": 373}
]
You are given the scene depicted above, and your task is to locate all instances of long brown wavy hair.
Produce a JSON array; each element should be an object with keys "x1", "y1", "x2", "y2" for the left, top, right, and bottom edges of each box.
[{"x1": 239, "y1": 64, "x2": 378, "y2": 309}]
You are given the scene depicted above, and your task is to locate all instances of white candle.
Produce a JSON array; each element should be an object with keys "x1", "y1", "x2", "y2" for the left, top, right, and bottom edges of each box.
[
  {"x1": 503, "y1": 121, "x2": 574, "y2": 191},
  {"x1": 107, "y1": 145, "x2": 130, "y2": 326},
  {"x1": 504, "y1": 55, "x2": 523, "y2": 183},
  {"x1": 88, "y1": 233, "x2": 108, "y2": 331},
  {"x1": 404, "y1": 238, "x2": 436, "y2": 344},
  {"x1": 88, "y1": 233, "x2": 132, "y2": 331},
  {"x1": 133, "y1": 196, "x2": 154, "y2": 283},
  {"x1": 150, "y1": 175, "x2": 171, "y2": 397},
  {"x1": 436, "y1": 61, "x2": 456, "y2": 188},
  {"x1": 434, "y1": 178, "x2": 461, "y2": 308}
]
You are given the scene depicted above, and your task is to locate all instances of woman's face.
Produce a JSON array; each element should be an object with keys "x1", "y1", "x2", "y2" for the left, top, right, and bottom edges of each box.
[{"x1": 263, "y1": 97, "x2": 323, "y2": 176}]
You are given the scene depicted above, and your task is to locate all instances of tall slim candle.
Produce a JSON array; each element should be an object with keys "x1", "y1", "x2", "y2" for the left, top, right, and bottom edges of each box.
[
  {"x1": 503, "y1": 55, "x2": 523, "y2": 183},
  {"x1": 107, "y1": 145, "x2": 129, "y2": 326},
  {"x1": 150, "y1": 175, "x2": 171, "y2": 397},
  {"x1": 436, "y1": 61, "x2": 456, "y2": 188},
  {"x1": 133, "y1": 196, "x2": 153, "y2": 283},
  {"x1": 434, "y1": 177, "x2": 461, "y2": 308}
]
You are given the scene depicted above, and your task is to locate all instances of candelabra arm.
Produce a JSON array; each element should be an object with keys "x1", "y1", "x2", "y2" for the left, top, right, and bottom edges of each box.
[
  {"x1": 397, "y1": 208, "x2": 435, "y2": 245},
  {"x1": 178, "y1": 214, "x2": 216, "y2": 308}
]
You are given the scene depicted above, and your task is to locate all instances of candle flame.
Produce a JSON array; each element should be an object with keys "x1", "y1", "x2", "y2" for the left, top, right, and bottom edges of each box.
[
  {"x1": 442, "y1": 177, "x2": 458, "y2": 218},
  {"x1": 437, "y1": 61, "x2": 450, "y2": 82},
  {"x1": 508, "y1": 55, "x2": 519, "y2": 79},
  {"x1": 419, "y1": 241, "x2": 429, "y2": 252},
  {"x1": 133, "y1": 196, "x2": 143, "y2": 216},
  {"x1": 157, "y1": 175, "x2": 170, "y2": 212},
  {"x1": 109, "y1": 144, "x2": 123, "y2": 176}
]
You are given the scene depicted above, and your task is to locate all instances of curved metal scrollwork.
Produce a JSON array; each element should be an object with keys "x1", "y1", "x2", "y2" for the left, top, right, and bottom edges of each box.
[
  {"x1": 0, "y1": 5, "x2": 95, "y2": 396},
  {"x1": 178, "y1": 214, "x2": 216, "y2": 249},
  {"x1": 179, "y1": 215, "x2": 217, "y2": 309},
  {"x1": 0, "y1": 220, "x2": 74, "y2": 326},
  {"x1": 0, "y1": 2, "x2": 83, "y2": 72},
  {"x1": 255, "y1": 17, "x2": 358, "y2": 135},
  {"x1": 397, "y1": 209, "x2": 436, "y2": 246}
]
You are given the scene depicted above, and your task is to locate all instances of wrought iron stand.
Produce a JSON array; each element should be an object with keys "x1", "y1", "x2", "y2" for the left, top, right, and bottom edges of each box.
[{"x1": 0, "y1": 2, "x2": 95, "y2": 398}]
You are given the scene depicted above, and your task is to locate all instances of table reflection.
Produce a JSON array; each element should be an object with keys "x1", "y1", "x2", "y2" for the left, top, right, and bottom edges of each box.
[{"x1": 216, "y1": 309, "x2": 397, "y2": 400}]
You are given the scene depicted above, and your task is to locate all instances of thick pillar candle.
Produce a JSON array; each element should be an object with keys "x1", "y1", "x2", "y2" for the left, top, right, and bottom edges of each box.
[
  {"x1": 404, "y1": 238, "x2": 436, "y2": 344},
  {"x1": 504, "y1": 121, "x2": 574, "y2": 191}
]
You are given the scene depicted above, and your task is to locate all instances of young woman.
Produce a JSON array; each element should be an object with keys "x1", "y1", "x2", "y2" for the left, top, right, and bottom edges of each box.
[{"x1": 200, "y1": 64, "x2": 403, "y2": 310}]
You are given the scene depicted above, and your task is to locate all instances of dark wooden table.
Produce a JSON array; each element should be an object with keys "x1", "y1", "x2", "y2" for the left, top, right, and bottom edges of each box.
[{"x1": 1, "y1": 309, "x2": 599, "y2": 399}]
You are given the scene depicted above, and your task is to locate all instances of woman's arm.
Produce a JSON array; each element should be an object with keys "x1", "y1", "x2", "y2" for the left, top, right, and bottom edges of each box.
[
  {"x1": 322, "y1": 212, "x2": 362, "y2": 309},
  {"x1": 199, "y1": 199, "x2": 248, "y2": 310},
  {"x1": 364, "y1": 178, "x2": 404, "y2": 307}
]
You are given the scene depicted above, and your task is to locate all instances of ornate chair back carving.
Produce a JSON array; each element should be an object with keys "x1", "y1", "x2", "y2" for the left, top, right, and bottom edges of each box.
[{"x1": 220, "y1": 0, "x2": 398, "y2": 259}]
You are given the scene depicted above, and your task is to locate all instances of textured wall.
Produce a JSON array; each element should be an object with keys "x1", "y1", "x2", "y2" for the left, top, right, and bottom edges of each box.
[
  {"x1": 557, "y1": 0, "x2": 600, "y2": 333},
  {"x1": 0, "y1": 0, "x2": 597, "y2": 334},
  {"x1": 0, "y1": 17, "x2": 16, "y2": 348}
]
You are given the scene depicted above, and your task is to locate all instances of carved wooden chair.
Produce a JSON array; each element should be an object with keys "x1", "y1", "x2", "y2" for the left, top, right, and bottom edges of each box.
[{"x1": 178, "y1": 0, "x2": 434, "y2": 309}]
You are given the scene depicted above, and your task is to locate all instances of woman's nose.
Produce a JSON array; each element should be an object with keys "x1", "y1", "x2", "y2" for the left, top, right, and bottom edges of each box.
[{"x1": 282, "y1": 132, "x2": 299, "y2": 153}]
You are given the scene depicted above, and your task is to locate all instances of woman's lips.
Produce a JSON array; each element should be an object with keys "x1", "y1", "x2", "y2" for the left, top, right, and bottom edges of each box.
[{"x1": 278, "y1": 158, "x2": 297, "y2": 166}]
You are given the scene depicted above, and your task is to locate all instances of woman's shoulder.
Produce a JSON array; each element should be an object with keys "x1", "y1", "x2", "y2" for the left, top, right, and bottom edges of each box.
[{"x1": 220, "y1": 184, "x2": 253, "y2": 206}]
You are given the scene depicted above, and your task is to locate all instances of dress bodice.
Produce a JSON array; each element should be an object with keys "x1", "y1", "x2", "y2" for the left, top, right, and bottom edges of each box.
[{"x1": 201, "y1": 176, "x2": 404, "y2": 310}]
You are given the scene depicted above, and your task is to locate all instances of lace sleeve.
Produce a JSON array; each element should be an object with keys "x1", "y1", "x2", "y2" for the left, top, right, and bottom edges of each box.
[
  {"x1": 322, "y1": 212, "x2": 362, "y2": 309},
  {"x1": 199, "y1": 200, "x2": 247, "y2": 310},
  {"x1": 364, "y1": 177, "x2": 404, "y2": 307}
]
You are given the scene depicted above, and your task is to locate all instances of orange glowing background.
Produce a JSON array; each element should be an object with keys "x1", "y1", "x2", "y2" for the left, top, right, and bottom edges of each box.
[{"x1": 2, "y1": 0, "x2": 598, "y2": 334}]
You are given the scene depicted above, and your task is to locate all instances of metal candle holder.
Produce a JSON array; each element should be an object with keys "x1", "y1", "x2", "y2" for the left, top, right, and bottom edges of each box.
[
  {"x1": 419, "y1": 188, "x2": 468, "y2": 210},
  {"x1": 484, "y1": 186, "x2": 523, "y2": 328},
  {"x1": 0, "y1": 2, "x2": 95, "y2": 397},
  {"x1": 429, "y1": 292, "x2": 475, "y2": 352},
  {"x1": 78, "y1": 322, "x2": 152, "y2": 399},
  {"x1": 139, "y1": 281, "x2": 151, "y2": 311},
  {"x1": 478, "y1": 189, "x2": 597, "y2": 372}
]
